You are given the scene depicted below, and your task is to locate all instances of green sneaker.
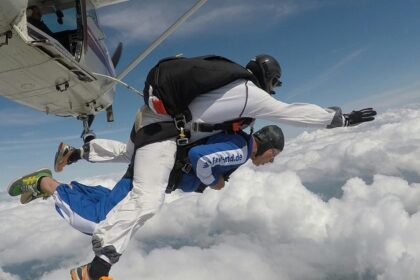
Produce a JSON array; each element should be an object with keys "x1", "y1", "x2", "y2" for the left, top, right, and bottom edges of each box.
[{"x1": 7, "y1": 168, "x2": 52, "y2": 204}]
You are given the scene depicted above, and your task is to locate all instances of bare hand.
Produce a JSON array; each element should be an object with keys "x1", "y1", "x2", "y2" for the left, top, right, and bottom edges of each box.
[{"x1": 210, "y1": 176, "x2": 225, "y2": 190}]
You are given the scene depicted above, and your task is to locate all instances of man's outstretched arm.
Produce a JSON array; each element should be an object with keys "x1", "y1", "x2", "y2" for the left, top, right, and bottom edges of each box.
[{"x1": 242, "y1": 82, "x2": 377, "y2": 128}]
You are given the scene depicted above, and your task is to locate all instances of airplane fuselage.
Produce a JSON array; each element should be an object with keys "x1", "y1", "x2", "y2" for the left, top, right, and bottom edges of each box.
[
  {"x1": 0, "y1": 0, "x2": 116, "y2": 118},
  {"x1": 0, "y1": 0, "x2": 27, "y2": 34}
]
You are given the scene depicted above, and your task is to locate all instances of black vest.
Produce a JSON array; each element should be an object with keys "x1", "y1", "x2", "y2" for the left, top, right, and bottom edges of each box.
[{"x1": 143, "y1": 55, "x2": 259, "y2": 120}]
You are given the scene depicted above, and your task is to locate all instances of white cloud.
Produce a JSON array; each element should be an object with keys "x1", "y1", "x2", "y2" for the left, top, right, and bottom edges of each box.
[
  {"x1": 1, "y1": 105, "x2": 420, "y2": 279},
  {"x1": 99, "y1": 2, "x2": 171, "y2": 42},
  {"x1": 98, "y1": 0, "x2": 327, "y2": 44},
  {"x1": 0, "y1": 268, "x2": 20, "y2": 280},
  {"x1": 268, "y1": 107, "x2": 420, "y2": 197},
  {"x1": 178, "y1": 0, "x2": 320, "y2": 36}
]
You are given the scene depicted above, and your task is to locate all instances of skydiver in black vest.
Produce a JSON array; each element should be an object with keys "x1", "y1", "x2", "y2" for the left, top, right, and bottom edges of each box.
[{"x1": 50, "y1": 54, "x2": 376, "y2": 279}]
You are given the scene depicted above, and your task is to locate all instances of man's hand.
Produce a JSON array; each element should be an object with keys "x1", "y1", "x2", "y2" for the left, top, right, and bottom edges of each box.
[
  {"x1": 210, "y1": 176, "x2": 225, "y2": 190},
  {"x1": 344, "y1": 108, "x2": 377, "y2": 126}
]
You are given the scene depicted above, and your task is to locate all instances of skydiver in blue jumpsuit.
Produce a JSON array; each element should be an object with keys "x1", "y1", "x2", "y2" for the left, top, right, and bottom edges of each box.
[{"x1": 8, "y1": 125, "x2": 284, "y2": 237}]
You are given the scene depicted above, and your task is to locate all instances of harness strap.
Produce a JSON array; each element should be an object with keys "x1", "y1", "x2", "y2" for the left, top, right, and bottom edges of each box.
[
  {"x1": 165, "y1": 137, "x2": 208, "y2": 193},
  {"x1": 124, "y1": 119, "x2": 253, "y2": 189},
  {"x1": 124, "y1": 121, "x2": 180, "y2": 179},
  {"x1": 166, "y1": 130, "x2": 252, "y2": 194},
  {"x1": 173, "y1": 111, "x2": 192, "y2": 146},
  {"x1": 132, "y1": 121, "x2": 179, "y2": 149},
  {"x1": 192, "y1": 117, "x2": 255, "y2": 133}
]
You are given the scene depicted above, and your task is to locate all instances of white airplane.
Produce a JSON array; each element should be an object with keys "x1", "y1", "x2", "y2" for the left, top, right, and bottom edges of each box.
[{"x1": 0, "y1": 0, "x2": 207, "y2": 141}]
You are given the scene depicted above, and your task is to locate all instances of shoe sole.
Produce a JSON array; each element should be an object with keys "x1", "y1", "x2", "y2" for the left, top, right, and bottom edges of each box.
[
  {"x1": 7, "y1": 168, "x2": 52, "y2": 197},
  {"x1": 54, "y1": 142, "x2": 71, "y2": 172},
  {"x1": 19, "y1": 190, "x2": 49, "y2": 205},
  {"x1": 70, "y1": 270, "x2": 79, "y2": 280},
  {"x1": 70, "y1": 264, "x2": 89, "y2": 280},
  {"x1": 20, "y1": 192, "x2": 35, "y2": 204}
]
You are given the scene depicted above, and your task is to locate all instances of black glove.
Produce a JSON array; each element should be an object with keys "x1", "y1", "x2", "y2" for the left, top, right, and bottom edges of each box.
[{"x1": 344, "y1": 108, "x2": 377, "y2": 126}]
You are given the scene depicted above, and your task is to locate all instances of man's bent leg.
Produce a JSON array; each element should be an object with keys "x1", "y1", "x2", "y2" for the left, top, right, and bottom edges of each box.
[
  {"x1": 55, "y1": 139, "x2": 135, "y2": 171},
  {"x1": 92, "y1": 139, "x2": 176, "y2": 264},
  {"x1": 87, "y1": 139, "x2": 134, "y2": 163}
]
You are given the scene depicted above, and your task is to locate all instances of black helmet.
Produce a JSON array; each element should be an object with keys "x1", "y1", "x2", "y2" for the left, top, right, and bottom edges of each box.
[
  {"x1": 246, "y1": 54, "x2": 282, "y2": 94},
  {"x1": 253, "y1": 125, "x2": 284, "y2": 156}
]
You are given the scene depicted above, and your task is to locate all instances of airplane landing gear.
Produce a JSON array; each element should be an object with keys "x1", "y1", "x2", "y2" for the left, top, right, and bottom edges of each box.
[{"x1": 79, "y1": 115, "x2": 96, "y2": 143}]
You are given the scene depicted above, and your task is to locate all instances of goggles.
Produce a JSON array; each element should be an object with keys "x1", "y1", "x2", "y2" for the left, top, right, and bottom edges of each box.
[
  {"x1": 268, "y1": 76, "x2": 282, "y2": 95},
  {"x1": 271, "y1": 76, "x2": 282, "y2": 88}
]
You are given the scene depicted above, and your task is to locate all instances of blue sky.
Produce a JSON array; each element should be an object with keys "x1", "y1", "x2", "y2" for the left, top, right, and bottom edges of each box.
[{"x1": 1, "y1": 0, "x2": 420, "y2": 189}]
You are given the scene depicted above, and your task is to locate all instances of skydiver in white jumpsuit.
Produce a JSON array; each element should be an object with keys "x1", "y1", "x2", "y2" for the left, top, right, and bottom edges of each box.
[{"x1": 53, "y1": 54, "x2": 376, "y2": 280}]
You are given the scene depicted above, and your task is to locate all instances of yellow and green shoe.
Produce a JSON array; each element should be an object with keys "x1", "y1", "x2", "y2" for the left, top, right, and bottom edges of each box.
[{"x1": 7, "y1": 168, "x2": 52, "y2": 204}]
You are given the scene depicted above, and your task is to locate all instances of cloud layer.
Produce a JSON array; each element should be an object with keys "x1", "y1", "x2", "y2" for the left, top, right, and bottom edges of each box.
[
  {"x1": 1, "y1": 105, "x2": 420, "y2": 280},
  {"x1": 98, "y1": 0, "x2": 326, "y2": 43}
]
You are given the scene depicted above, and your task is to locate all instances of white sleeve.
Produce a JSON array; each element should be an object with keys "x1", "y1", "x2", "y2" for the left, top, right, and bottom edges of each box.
[
  {"x1": 195, "y1": 156, "x2": 216, "y2": 185},
  {"x1": 242, "y1": 82, "x2": 337, "y2": 128}
]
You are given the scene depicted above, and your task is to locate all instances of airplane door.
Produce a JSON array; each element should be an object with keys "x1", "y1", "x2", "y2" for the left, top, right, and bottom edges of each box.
[{"x1": 80, "y1": 0, "x2": 115, "y2": 77}]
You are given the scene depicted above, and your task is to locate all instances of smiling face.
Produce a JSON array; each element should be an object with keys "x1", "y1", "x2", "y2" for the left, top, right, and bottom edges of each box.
[{"x1": 251, "y1": 148, "x2": 281, "y2": 166}]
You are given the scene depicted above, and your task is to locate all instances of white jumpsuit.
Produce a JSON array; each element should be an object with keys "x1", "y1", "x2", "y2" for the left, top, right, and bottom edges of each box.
[{"x1": 87, "y1": 80, "x2": 341, "y2": 264}]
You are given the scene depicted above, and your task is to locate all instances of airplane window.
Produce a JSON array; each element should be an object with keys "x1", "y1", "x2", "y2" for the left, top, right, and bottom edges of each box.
[{"x1": 42, "y1": 7, "x2": 77, "y2": 33}]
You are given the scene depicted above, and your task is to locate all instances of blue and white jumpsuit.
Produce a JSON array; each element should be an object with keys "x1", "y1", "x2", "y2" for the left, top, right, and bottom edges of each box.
[
  {"x1": 53, "y1": 132, "x2": 252, "y2": 236},
  {"x1": 82, "y1": 79, "x2": 343, "y2": 263}
]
